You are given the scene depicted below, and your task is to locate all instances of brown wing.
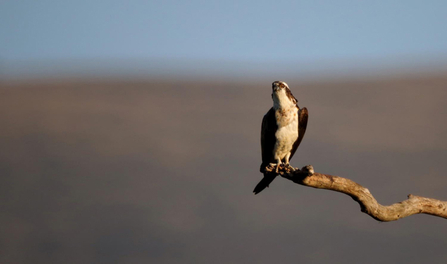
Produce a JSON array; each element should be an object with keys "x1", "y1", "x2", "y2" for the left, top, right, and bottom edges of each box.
[
  {"x1": 260, "y1": 107, "x2": 277, "y2": 172},
  {"x1": 255, "y1": 107, "x2": 278, "y2": 194},
  {"x1": 289, "y1": 107, "x2": 308, "y2": 160}
]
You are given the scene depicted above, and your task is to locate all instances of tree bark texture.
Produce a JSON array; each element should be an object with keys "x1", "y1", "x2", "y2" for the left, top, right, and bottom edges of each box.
[{"x1": 272, "y1": 165, "x2": 447, "y2": 222}]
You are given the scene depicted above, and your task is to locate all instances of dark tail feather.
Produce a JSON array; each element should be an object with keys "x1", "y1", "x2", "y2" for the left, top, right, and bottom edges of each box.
[{"x1": 253, "y1": 174, "x2": 277, "y2": 194}]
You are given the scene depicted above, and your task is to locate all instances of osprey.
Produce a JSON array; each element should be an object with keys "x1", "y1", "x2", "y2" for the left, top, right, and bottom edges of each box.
[{"x1": 253, "y1": 81, "x2": 308, "y2": 194}]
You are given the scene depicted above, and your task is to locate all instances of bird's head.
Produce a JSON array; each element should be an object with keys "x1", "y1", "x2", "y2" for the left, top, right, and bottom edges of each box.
[
  {"x1": 271, "y1": 81, "x2": 297, "y2": 108},
  {"x1": 272, "y1": 81, "x2": 289, "y2": 92}
]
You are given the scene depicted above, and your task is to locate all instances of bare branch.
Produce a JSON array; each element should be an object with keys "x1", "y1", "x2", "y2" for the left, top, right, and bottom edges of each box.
[{"x1": 272, "y1": 165, "x2": 447, "y2": 222}]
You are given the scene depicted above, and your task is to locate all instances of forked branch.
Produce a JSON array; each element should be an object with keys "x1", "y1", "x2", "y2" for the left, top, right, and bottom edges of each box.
[{"x1": 272, "y1": 165, "x2": 447, "y2": 222}]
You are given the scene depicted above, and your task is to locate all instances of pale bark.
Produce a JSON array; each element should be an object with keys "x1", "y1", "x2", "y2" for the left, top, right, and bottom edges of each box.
[{"x1": 272, "y1": 165, "x2": 447, "y2": 222}]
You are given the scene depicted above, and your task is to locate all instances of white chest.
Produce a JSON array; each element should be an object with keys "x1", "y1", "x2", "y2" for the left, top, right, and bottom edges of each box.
[{"x1": 273, "y1": 107, "x2": 299, "y2": 160}]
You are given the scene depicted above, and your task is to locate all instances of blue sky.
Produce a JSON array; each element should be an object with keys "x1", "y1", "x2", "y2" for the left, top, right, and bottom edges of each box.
[{"x1": 1, "y1": 1, "x2": 447, "y2": 77}]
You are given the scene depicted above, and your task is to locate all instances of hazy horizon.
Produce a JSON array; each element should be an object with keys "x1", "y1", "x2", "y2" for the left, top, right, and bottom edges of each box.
[{"x1": 2, "y1": 56, "x2": 447, "y2": 82}]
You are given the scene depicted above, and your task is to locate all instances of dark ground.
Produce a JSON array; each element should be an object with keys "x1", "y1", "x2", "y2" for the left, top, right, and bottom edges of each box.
[{"x1": 1, "y1": 73, "x2": 447, "y2": 263}]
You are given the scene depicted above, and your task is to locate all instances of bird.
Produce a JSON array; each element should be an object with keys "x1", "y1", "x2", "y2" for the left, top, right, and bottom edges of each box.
[{"x1": 253, "y1": 81, "x2": 308, "y2": 194}]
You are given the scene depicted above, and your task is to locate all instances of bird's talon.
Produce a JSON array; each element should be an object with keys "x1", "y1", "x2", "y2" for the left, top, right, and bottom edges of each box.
[
  {"x1": 284, "y1": 164, "x2": 294, "y2": 173},
  {"x1": 264, "y1": 165, "x2": 274, "y2": 173}
]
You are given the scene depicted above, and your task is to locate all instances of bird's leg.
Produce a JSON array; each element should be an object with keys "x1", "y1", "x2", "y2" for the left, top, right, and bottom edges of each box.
[
  {"x1": 274, "y1": 158, "x2": 282, "y2": 173},
  {"x1": 267, "y1": 163, "x2": 280, "y2": 173},
  {"x1": 283, "y1": 155, "x2": 295, "y2": 172}
]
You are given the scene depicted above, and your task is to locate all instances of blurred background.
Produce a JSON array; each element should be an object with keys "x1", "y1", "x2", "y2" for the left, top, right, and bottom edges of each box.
[{"x1": 1, "y1": 1, "x2": 447, "y2": 263}]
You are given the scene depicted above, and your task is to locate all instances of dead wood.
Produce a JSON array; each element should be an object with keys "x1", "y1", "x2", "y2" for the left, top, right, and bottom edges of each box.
[{"x1": 268, "y1": 165, "x2": 447, "y2": 222}]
